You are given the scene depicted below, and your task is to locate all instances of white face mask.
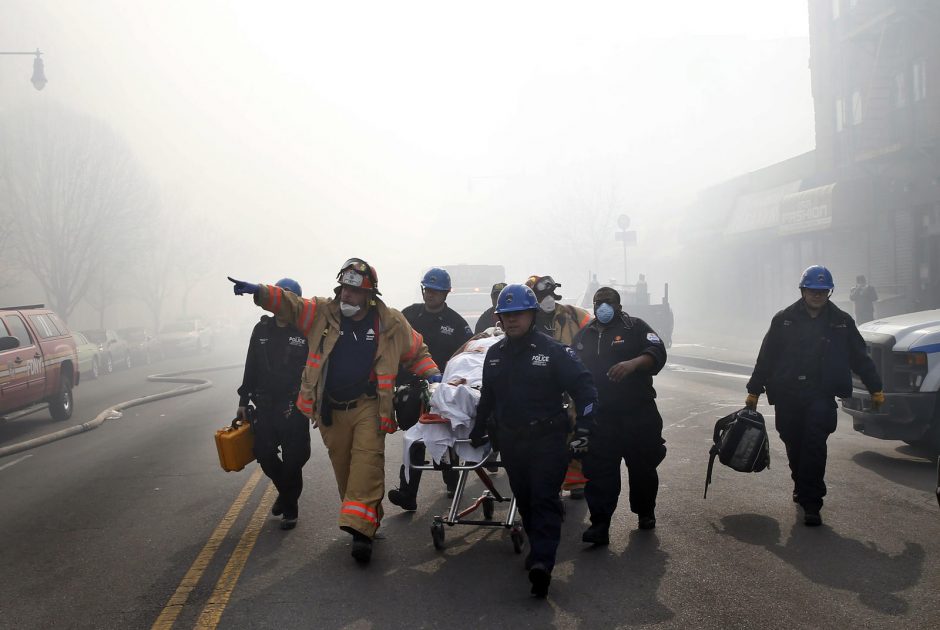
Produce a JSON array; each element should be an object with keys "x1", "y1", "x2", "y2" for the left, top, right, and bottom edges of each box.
[
  {"x1": 539, "y1": 296, "x2": 556, "y2": 313},
  {"x1": 340, "y1": 302, "x2": 361, "y2": 318}
]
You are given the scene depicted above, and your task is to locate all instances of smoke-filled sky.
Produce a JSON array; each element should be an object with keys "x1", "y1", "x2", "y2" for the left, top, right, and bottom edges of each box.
[{"x1": 1, "y1": 1, "x2": 815, "y2": 307}]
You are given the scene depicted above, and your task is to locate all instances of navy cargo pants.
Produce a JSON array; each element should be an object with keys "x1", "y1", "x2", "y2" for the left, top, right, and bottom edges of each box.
[
  {"x1": 774, "y1": 397, "x2": 837, "y2": 511},
  {"x1": 583, "y1": 402, "x2": 667, "y2": 526},
  {"x1": 251, "y1": 401, "x2": 311, "y2": 519},
  {"x1": 498, "y1": 426, "x2": 569, "y2": 572}
]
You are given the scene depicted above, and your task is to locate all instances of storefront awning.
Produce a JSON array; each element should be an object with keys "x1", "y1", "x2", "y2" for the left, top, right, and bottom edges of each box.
[
  {"x1": 778, "y1": 184, "x2": 837, "y2": 235},
  {"x1": 724, "y1": 180, "x2": 802, "y2": 235}
]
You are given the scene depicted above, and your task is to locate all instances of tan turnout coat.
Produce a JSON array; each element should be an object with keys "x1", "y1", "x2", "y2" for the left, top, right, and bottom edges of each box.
[{"x1": 254, "y1": 284, "x2": 439, "y2": 433}]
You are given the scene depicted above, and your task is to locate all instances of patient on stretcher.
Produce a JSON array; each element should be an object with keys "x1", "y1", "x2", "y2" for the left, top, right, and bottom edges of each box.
[{"x1": 401, "y1": 328, "x2": 504, "y2": 480}]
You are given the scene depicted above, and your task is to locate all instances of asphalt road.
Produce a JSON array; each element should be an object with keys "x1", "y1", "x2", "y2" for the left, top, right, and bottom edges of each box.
[{"x1": 0, "y1": 353, "x2": 937, "y2": 629}]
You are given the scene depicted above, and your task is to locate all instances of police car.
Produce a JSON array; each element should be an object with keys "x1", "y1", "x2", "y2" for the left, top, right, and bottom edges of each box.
[{"x1": 842, "y1": 309, "x2": 940, "y2": 453}]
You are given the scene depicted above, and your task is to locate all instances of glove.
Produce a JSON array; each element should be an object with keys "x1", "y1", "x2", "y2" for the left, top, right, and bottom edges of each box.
[
  {"x1": 236, "y1": 406, "x2": 249, "y2": 421},
  {"x1": 227, "y1": 276, "x2": 260, "y2": 296},
  {"x1": 569, "y1": 427, "x2": 590, "y2": 459},
  {"x1": 871, "y1": 391, "x2": 886, "y2": 411},
  {"x1": 745, "y1": 393, "x2": 760, "y2": 410},
  {"x1": 469, "y1": 429, "x2": 489, "y2": 448},
  {"x1": 427, "y1": 373, "x2": 443, "y2": 384}
]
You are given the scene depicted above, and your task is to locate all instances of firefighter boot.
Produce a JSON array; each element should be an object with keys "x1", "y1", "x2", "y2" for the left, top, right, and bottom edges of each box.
[
  {"x1": 348, "y1": 529, "x2": 373, "y2": 563},
  {"x1": 528, "y1": 563, "x2": 551, "y2": 598}
]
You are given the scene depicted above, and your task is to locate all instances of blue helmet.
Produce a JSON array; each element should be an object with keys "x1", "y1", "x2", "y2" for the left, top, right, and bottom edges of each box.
[
  {"x1": 495, "y1": 284, "x2": 539, "y2": 314},
  {"x1": 799, "y1": 265, "x2": 834, "y2": 290},
  {"x1": 276, "y1": 277, "x2": 302, "y2": 296},
  {"x1": 421, "y1": 267, "x2": 451, "y2": 292}
]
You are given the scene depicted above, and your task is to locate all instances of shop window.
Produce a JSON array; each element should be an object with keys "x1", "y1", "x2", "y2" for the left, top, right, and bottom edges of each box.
[
  {"x1": 895, "y1": 71, "x2": 907, "y2": 108},
  {"x1": 851, "y1": 90, "x2": 863, "y2": 125},
  {"x1": 913, "y1": 60, "x2": 927, "y2": 102}
]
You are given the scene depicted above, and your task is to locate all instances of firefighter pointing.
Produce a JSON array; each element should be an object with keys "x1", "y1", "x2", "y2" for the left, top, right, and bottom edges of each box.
[{"x1": 229, "y1": 258, "x2": 440, "y2": 563}]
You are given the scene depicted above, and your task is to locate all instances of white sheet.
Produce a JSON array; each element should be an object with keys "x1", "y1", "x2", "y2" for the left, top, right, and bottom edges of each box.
[{"x1": 402, "y1": 331, "x2": 503, "y2": 480}]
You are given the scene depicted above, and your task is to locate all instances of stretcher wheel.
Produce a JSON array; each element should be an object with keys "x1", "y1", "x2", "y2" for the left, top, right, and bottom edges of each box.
[
  {"x1": 431, "y1": 521, "x2": 445, "y2": 550},
  {"x1": 510, "y1": 525, "x2": 525, "y2": 554},
  {"x1": 482, "y1": 496, "x2": 495, "y2": 520}
]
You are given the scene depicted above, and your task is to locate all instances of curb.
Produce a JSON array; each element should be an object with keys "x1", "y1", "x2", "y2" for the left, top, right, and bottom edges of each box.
[
  {"x1": 668, "y1": 354, "x2": 753, "y2": 376},
  {"x1": 0, "y1": 363, "x2": 244, "y2": 460}
]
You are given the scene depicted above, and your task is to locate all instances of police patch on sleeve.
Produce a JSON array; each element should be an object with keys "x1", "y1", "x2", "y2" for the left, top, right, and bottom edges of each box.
[
  {"x1": 566, "y1": 347, "x2": 578, "y2": 358},
  {"x1": 647, "y1": 332, "x2": 662, "y2": 344}
]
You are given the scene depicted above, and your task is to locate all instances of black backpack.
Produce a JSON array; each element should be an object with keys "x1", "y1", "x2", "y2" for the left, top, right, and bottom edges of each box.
[
  {"x1": 393, "y1": 380, "x2": 428, "y2": 431},
  {"x1": 704, "y1": 408, "x2": 770, "y2": 499}
]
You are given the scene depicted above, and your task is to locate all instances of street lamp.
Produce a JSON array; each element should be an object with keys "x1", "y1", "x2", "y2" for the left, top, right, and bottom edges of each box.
[{"x1": 0, "y1": 49, "x2": 47, "y2": 90}]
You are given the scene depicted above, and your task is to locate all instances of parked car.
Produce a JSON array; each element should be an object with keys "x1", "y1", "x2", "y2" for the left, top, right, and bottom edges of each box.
[
  {"x1": 71, "y1": 331, "x2": 103, "y2": 380},
  {"x1": 159, "y1": 319, "x2": 213, "y2": 356},
  {"x1": 0, "y1": 304, "x2": 80, "y2": 421},
  {"x1": 119, "y1": 326, "x2": 162, "y2": 364},
  {"x1": 82, "y1": 329, "x2": 132, "y2": 373}
]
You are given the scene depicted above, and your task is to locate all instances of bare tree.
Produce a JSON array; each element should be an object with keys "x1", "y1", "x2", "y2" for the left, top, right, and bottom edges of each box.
[
  {"x1": 131, "y1": 205, "x2": 176, "y2": 332},
  {"x1": 543, "y1": 169, "x2": 624, "y2": 280},
  {"x1": 0, "y1": 105, "x2": 155, "y2": 321}
]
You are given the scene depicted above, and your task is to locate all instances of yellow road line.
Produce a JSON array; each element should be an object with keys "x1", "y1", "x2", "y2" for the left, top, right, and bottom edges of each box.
[
  {"x1": 194, "y1": 483, "x2": 277, "y2": 629},
  {"x1": 151, "y1": 467, "x2": 264, "y2": 630}
]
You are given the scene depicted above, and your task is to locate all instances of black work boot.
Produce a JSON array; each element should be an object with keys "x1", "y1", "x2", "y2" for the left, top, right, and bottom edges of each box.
[
  {"x1": 271, "y1": 496, "x2": 283, "y2": 516},
  {"x1": 388, "y1": 489, "x2": 418, "y2": 511},
  {"x1": 581, "y1": 524, "x2": 610, "y2": 545},
  {"x1": 803, "y1": 508, "x2": 822, "y2": 527},
  {"x1": 528, "y1": 563, "x2": 551, "y2": 598},
  {"x1": 280, "y1": 516, "x2": 298, "y2": 530},
  {"x1": 638, "y1": 513, "x2": 656, "y2": 530}
]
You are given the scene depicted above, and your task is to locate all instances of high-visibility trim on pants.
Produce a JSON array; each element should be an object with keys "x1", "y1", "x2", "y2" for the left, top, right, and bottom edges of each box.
[{"x1": 341, "y1": 501, "x2": 379, "y2": 525}]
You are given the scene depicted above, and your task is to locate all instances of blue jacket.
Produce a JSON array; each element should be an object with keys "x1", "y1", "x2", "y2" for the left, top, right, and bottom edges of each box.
[{"x1": 476, "y1": 329, "x2": 597, "y2": 431}]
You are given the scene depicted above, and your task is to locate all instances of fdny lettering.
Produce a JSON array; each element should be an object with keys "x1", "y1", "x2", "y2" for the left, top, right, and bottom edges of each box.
[
  {"x1": 26, "y1": 357, "x2": 42, "y2": 376},
  {"x1": 531, "y1": 353, "x2": 550, "y2": 367},
  {"x1": 440, "y1": 325, "x2": 454, "y2": 336}
]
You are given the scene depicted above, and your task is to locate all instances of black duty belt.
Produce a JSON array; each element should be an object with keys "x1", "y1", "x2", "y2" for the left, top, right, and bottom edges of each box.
[
  {"x1": 328, "y1": 396, "x2": 377, "y2": 411},
  {"x1": 500, "y1": 412, "x2": 569, "y2": 439}
]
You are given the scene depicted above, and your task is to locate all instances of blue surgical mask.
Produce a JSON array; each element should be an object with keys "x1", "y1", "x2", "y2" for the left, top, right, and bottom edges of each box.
[{"x1": 596, "y1": 303, "x2": 615, "y2": 324}]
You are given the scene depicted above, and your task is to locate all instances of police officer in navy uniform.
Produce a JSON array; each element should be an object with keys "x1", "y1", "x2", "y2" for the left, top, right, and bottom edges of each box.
[
  {"x1": 236, "y1": 278, "x2": 311, "y2": 530},
  {"x1": 470, "y1": 284, "x2": 597, "y2": 599},
  {"x1": 747, "y1": 265, "x2": 884, "y2": 526},
  {"x1": 573, "y1": 286, "x2": 667, "y2": 544},
  {"x1": 388, "y1": 267, "x2": 473, "y2": 510}
]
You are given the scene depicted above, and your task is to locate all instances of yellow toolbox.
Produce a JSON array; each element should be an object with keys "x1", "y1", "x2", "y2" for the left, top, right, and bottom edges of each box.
[{"x1": 215, "y1": 417, "x2": 255, "y2": 472}]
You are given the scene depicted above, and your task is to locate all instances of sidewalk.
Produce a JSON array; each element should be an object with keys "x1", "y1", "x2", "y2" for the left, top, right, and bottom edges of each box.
[{"x1": 668, "y1": 322, "x2": 765, "y2": 376}]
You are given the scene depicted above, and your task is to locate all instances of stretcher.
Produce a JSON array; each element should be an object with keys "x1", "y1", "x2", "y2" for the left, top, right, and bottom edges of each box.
[
  {"x1": 401, "y1": 329, "x2": 524, "y2": 552},
  {"x1": 410, "y1": 438, "x2": 524, "y2": 552}
]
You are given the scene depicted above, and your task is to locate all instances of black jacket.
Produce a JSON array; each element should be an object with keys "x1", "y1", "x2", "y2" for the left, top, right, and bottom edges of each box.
[
  {"x1": 475, "y1": 329, "x2": 598, "y2": 432},
  {"x1": 237, "y1": 316, "x2": 309, "y2": 407},
  {"x1": 399, "y1": 304, "x2": 472, "y2": 383},
  {"x1": 474, "y1": 306, "x2": 498, "y2": 334},
  {"x1": 747, "y1": 299, "x2": 882, "y2": 403},
  {"x1": 572, "y1": 312, "x2": 667, "y2": 413}
]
